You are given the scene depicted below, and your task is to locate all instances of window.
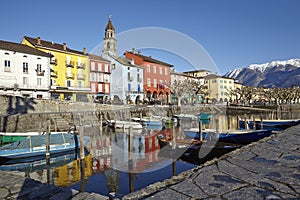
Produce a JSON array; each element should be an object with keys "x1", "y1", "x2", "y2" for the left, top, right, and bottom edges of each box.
[
  {"x1": 128, "y1": 72, "x2": 131, "y2": 81},
  {"x1": 23, "y1": 62, "x2": 28, "y2": 73},
  {"x1": 137, "y1": 73, "x2": 140, "y2": 81},
  {"x1": 147, "y1": 78, "x2": 151, "y2": 87},
  {"x1": 147, "y1": 65, "x2": 150, "y2": 73},
  {"x1": 165, "y1": 68, "x2": 168, "y2": 76},
  {"x1": 159, "y1": 67, "x2": 162, "y2": 75},
  {"x1": 138, "y1": 84, "x2": 141, "y2": 92},
  {"x1": 37, "y1": 64, "x2": 42, "y2": 71},
  {"x1": 153, "y1": 66, "x2": 156, "y2": 74},
  {"x1": 153, "y1": 79, "x2": 157, "y2": 88},
  {"x1": 67, "y1": 80, "x2": 73, "y2": 87},
  {"x1": 91, "y1": 83, "x2": 96, "y2": 92},
  {"x1": 78, "y1": 81, "x2": 82, "y2": 88},
  {"x1": 37, "y1": 78, "x2": 42, "y2": 86},
  {"x1": 23, "y1": 77, "x2": 28, "y2": 85},
  {"x1": 98, "y1": 63, "x2": 102, "y2": 72},
  {"x1": 104, "y1": 64, "x2": 109, "y2": 72},
  {"x1": 4, "y1": 60, "x2": 11, "y2": 72},
  {"x1": 112, "y1": 64, "x2": 116, "y2": 69},
  {"x1": 128, "y1": 83, "x2": 131, "y2": 91},
  {"x1": 91, "y1": 62, "x2": 95, "y2": 71}
]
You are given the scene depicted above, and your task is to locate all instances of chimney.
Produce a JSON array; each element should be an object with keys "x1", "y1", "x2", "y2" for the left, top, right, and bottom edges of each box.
[
  {"x1": 63, "y1": 43, "x2": 66, "y2": 50},
  {"x1": 37, "y1": 37, "x2": 41, "y2": 45},
  {"x1": 83, "y1": 47, "x2": 86, "y2": 55},
  {"x1": 132, "y1": 48, "x2": 135, "y2": 54}
]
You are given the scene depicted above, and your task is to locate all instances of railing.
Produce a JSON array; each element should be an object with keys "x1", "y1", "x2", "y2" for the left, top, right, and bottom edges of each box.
[
  {"x1": 76, "y1": 62, "x2": 86, "y2": 69},
  {"x1": 66, "y1": 72, "x2": 74, "y2": 79},
  {"x1": 128, "y1": 77, "x2": 133, "y2": 81},
  {"x1": 65, "y1": 61, "x2": 74, "y2": 67},
  {"x1": 36, "y1": 70, "x2": 45, "y2": 76},
  {"x1": 138, "y1": 78, "x2": 142, "y2": 82},
  {"x1": 50, "y1": 58, "x2": 57, "y2": 65},
  {"x1": 77, "y1": 74, "x2": 86, "y2": 80},
  {"x1": 51, "y1": 71, "x2": 58, "y2": 78}
]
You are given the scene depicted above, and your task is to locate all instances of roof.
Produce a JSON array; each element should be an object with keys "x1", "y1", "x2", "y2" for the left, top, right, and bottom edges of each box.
[
  {"x1": 105, "y1": 18, "x2": 115, "y2": 31},
  {"x1": 183, "y1": 69, "x2": 211, "y2": 73},
  {"x1": 126, "y1": 51, "x2": 173, "y2": 67},
  {"x1": 23, "y1": 36, "x2": 86, "y2": 56},
  {"x1": 89, "y1": 54, "x2": 111, "y2": 63},
  {"x1": 0, "y1": 40, "x2": 52, "y2": 58},
  {"x1": 109, "y1": 54, "x2": 144, "y2": 69},
  {"x1": 204, "y1": 74, "x2": 235, "y2": 80}
]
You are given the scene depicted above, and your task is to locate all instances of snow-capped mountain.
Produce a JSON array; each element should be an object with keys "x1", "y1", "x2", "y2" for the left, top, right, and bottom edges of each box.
[{"x1": 225, "y1": 58, "x2": 300, "y2": 88}]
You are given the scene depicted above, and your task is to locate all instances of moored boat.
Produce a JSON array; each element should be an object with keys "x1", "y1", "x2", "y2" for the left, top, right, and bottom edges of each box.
[
  {"x1": 184, "y1": 128, "x2": 273, "y2": 144},
  {"x1": 0, "y1": 131, "x2": 71, "y2": 145},
  {"x1": 0, "y1": 133, "x2": 90, "y2": 165},
  {"x1": 239, "y1": 119, "x2": 300, "y2": 131}
]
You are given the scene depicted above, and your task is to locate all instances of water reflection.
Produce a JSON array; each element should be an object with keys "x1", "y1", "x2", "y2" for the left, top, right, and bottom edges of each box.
[{"x1": 2, "y1": 112, "x2": 298, "y2": 197}]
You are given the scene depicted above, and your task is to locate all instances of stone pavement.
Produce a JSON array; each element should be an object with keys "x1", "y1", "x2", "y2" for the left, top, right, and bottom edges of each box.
[
  {"x1": 0, "y1": 170, "x2": 109, "y2": 200},
  {"x1": 123, "y1": 125, "x2": 300, "y2": 199}
]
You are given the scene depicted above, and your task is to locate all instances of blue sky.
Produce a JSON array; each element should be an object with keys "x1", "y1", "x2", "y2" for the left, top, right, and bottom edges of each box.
[{"x1": 1, "y1": 0, "x2": 299, "y2": 74}]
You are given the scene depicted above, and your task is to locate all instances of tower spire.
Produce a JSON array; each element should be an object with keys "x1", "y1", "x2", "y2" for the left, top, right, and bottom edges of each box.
[{"x1": 103, "y1": 16, "x2": 117, "y2": 56}]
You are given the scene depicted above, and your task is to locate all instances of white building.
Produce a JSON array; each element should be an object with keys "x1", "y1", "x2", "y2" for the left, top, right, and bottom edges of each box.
[
  {"x1": 102, "y1": 17, "x2": 144, "y2": 104},
  {"x1": 0, "y1": 40, "x2": 52, "y2": 99}
]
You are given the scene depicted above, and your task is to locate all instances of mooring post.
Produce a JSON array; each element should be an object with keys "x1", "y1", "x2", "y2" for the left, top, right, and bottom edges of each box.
[
  {"x1": 236, "y1": 115, "x2": 240, "y2": 129},
  {"x1": 139, "y1": 111, "x2": 143, "y2": 121},
  {"x1": 198, "y1": 120, "x2": 203, "y2": 142},
  {"x1": 128, "y1": 126, "x2": 133, "y2": 172},
  {"x1": 215, "y1": 118, "x2": 219, "y2": 139},
  {"x1": 46, "y1": 119, "x2": 50, "y2": 158},
  {"x1": 99, "y1": 112, "x2": 103, "y2": 132},
  {"x1": 253, "y1": 115, "x2": 256, "y2": 130},
  {"x1": 79, "y1": 125, "x2": 85, "y2": 159},
  {"x1": 260, "y1": 113, "x2": 263, "y2": 130}
]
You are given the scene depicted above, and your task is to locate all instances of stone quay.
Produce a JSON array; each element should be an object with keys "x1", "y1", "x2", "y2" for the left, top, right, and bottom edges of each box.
[{"x1": 123, "y1": 125, "x2": 300, "y2": 199}]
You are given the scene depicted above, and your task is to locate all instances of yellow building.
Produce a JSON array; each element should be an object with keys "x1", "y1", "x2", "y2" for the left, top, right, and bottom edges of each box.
[
  {"x1": 183, "y1": 69, "x2": 211, "y2": 78},
  {"x1": 204, "y1": 74, "x2": 235, "y2": 104},
  {"x1": 22, "y1": 36, "x2": 90, "y2": 102}
]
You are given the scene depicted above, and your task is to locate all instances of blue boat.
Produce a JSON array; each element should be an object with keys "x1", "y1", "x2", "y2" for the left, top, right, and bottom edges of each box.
[
  {"x1": 198, "y1": 112, "x2": 212, "y2": 120},
  {"x1": 239, "y1": 119, "x2": 300, "y2": 131},
  {"x1": 0, "y1": 133, "x2": 90, "y2": 165},
  {"x1": 184, "y1": 128, "x2": 273, "y2": 144}
]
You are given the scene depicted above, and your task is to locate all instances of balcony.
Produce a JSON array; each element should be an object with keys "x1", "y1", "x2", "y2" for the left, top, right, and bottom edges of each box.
[
  {"x1": 77, "y1": 74, "x2": 86, "y2": 81},
  {"x1": 51, "y1": 70, "x2": 58, "y2": 78},
  {"x1": 138, "y1": 78, "x2": 142, "y2": 82},
  {"x1": 66, "y1": 72, "x2": 74, "y2": 79},
  {"x1": 50, "y1": 58, "x2": 57, "y2": 65},
  {"x1": 76, "y1": 62, "x2": 86, "y2": 69},
  {"x1": 36, "y1": 69, "x2": 45, "y2": 76},
  {"x1": 65, "y1": 60, "x2": 74, "y2": 68},
  {"x1": 128, "y1": 76, "x2": 133, "y2": 81}
]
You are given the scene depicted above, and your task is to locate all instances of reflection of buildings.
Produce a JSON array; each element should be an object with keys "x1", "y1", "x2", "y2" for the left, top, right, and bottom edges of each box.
[{"x1": 53, "y1": 154, "x2": 93, "y2": 187}]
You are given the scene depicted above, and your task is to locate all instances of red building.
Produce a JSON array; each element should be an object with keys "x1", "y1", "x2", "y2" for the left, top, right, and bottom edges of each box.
[
  {"x1": 89, "y1": 54, "x2": 111, "y2": 103},
  {"x1": 125, "y1": 50, "x2": 173, "y2": 104}
]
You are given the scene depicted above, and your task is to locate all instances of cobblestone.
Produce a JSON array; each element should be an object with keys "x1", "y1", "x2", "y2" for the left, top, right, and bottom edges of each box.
[{"x1": 123, "y1": 125, "x2": 300, "y2": 199}]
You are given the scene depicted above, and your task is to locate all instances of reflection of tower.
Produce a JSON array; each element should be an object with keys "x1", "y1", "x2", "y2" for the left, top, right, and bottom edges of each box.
[
  {"x1": 103, "y1": 15, "x2": 117, "y2": 56},
  {"x1": 104, "y1": 168, "x2": 120, "y2": 194}
]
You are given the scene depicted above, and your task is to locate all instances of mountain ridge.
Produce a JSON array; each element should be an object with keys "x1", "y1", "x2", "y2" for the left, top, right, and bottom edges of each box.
[{"x1": 224, "y1": 58, "x2": 300, "y2": 88}]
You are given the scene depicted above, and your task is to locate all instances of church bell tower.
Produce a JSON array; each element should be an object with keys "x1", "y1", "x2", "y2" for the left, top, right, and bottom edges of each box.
[{"x1": 103, "y1": 15, "x2": 117, "y2": 56}]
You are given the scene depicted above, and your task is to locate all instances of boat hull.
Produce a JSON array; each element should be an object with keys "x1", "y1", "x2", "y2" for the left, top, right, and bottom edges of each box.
[
  {"x1": 0, "y1": 133, "x2": 90, "y2": 165},
  {"x1": 184, "y1": 129, "x2": 273, "y2": 144},
  {"x1": 239, "y1": 119, "x2": 300, "y2": 131}
]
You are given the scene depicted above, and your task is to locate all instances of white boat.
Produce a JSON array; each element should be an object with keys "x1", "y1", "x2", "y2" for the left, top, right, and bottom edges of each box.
[{"x1": 107, "y1": 120, "x2": 143, "y2": 130}]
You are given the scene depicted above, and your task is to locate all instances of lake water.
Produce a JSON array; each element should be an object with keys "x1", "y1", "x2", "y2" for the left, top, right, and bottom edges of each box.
[{"x1": 1, "y1": 111, "x2": 298, "y2": 198}]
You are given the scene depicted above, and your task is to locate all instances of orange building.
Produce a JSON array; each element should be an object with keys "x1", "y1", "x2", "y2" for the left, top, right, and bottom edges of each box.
[{"x1": 125, "y1": 50, "x2": 173, "y2": 104}]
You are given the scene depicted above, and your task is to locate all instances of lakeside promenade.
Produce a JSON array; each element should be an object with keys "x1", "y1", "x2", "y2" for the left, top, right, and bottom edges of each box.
[
  {"x1": 123, "y1": 125, "x2": 300, "y2": 199},
  {"x1": 0, "y1": 124, "x2": 299, "y2": 199}
]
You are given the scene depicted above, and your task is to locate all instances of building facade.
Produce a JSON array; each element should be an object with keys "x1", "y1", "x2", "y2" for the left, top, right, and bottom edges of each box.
[
  {"x1": 125, "y1": 49, "x2": 173, "y2": 104},
  {"x1": 0, "y1": 40, "x2": 52, "y2": 99},
  {"x1": 89, "y1": 54, "x2": 111, "y2": 103},
  {"x1": 204, "y1": 74, "x2": 235, "y2": 104},
  {"x1": 102, "y1": 17, "x2": 144, "y2": 104},
  {"x1": 22, "y1": 36, "x2": 90, "y2": 102}
]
